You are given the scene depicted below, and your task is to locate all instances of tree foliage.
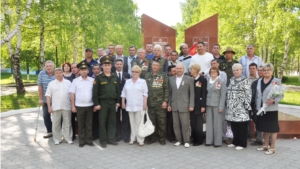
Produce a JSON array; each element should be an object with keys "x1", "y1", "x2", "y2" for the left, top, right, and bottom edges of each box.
[{"x1": 176, "y1": 0, "x2": 300, "y2": 77}]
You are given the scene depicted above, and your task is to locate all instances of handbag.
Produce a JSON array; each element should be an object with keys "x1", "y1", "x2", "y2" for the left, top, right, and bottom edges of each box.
[
  {"x1": 138, "y1": 110, "x2": 155, "y2": 138},
  {"x1": 226, "y1": 123, "x2": 233, "y2": 138}
]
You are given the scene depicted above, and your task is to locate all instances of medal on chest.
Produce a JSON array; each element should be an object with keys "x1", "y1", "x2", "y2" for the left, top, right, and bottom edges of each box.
[{"x1": 216, "y1": 81, "x2": 221, "y2": 89}]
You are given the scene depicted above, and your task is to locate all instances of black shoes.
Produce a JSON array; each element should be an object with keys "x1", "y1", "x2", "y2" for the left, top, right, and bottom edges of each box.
[
  {"x1": 108, "y1": 141, "x2": 118, "y2": 145},
  {"x1": 43, "y1": 133, "x2": 53, "y2": 139},
  {"x1": 250, "y1": 141, "x2": 263, "y2": 146},
  {"x1": 100, "y1": 144, "x2": 107, "y2": 148},
  {"x1": 205, "y1": 144, "x2": 213, "y2": 146},
  {"x1": 159, "y1": 140, "x2": 166, "y2": 145},
  {"x1": 214, "y1": 145, "x2": 221, "y2": 148},
  {"x1": 87, "y1": 142, "x2": 94, "y2": 146},
  {"x1": 79, "y1": 144, "x2": 85, "y2": 147}
]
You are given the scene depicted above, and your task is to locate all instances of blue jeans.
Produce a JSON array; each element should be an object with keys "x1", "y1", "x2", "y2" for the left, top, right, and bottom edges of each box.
[{"x1": 42, "y1": 103, "x2": 52, "y2": 133}]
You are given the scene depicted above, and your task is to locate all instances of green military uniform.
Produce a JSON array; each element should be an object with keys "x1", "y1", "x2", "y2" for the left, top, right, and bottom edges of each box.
[
  {"x1": 145, "y1": 71, "x2": 169, "y2": 142},
  {"x1": 219, "y1": 59, "x2": 239, "y2": 86},
  {"x1": 131, "y1": 58, "x2": 152, "y2": 79},
  {"x1": 92, "y1": 56, "x2": 120, "y2": 145}
]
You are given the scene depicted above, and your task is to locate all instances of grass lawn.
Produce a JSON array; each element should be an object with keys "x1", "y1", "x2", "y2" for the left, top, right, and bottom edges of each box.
[
  {"x1": 1, "y1": 73, "x2": 38, "y2": 85},
  {"x1": 282, "y1": 76, "x2": 300, "y2": 86},
  {"x1": 1, "y1": 92, "x2": 39, "y2": 112},
  {"x1": 279, "y1": 91, "x2": 300, "y2": 106}
]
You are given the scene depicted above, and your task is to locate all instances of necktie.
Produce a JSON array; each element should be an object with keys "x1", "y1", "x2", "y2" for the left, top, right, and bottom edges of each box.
[{"x1": 118, "y1": 72, "x2": 121, "y2": 83}]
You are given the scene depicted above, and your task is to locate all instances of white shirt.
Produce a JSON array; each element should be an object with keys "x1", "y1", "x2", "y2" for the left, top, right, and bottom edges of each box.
[
  {"x1": 190, "y1": 52, "x2": 214, "y2": 75},
  {"x1": 116, "y1": 70, "x2": 123, "y2": 81},
  {"x1": 45, "y1": 79, "x2": 71, "y2": 111},
  {"x1": 128, "y1": 55, "x2": 136, "y2": 76},
  {"x1": 121, "y1": 78, "x2": 148, "y2": 112},
  {"x1": 206, "y1": 70, "x2": 227, "y2": 84},
  {"x1": 69, "y1": 76, "x2": 94, "y2": 107},
  {"x1": 176, "y1": 75, "x2": 183, "y2": 89}
]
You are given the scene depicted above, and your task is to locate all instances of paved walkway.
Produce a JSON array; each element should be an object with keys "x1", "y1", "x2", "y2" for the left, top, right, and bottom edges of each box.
[{"x1": 1, "y1": 110, "x2": 300, "y2": 169}]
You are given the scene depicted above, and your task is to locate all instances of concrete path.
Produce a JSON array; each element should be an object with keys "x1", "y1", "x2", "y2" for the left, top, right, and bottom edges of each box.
[
  {"x1": 1, "y1": 108, "x2": 300, "y2": 169},
  {"x1": 1, "y1": 85, "x2": 38, "y2": 96}
]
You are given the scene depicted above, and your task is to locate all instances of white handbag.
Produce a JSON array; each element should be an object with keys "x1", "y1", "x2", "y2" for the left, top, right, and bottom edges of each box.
[{"x1": 138, "y1": 110, "x2": 155, "y2": 137}]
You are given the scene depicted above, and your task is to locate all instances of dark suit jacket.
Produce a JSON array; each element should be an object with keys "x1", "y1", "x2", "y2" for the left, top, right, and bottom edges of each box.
[
  {"x1": 194, "y1": 76, "x2": 207, "y2": 114},
  {"x1": 113, "y1": 56, "x2": 129, "y2": 73},
  {"x1": 115, "y1": 71, "x2": 130, "y2": 106}
]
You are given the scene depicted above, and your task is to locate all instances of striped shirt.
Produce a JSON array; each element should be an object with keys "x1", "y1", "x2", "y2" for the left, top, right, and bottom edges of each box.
[
  {"x1": 239, "y1": 55, "x2": 263, "y2": 76},
  {"x1": 38, "y1": 70, "x2": 55, "y2": 102}
]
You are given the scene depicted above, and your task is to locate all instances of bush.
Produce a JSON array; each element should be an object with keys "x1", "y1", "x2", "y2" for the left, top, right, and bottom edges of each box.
[{"x1": 281, "y1": 76, "x2": 288, "y2": 83}]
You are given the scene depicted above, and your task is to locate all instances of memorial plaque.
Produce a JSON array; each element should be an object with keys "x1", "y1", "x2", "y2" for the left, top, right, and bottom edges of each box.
[
  {"x1": 185, "y1": 14, "x2": 218, "y2": 53},
  {"x1": 141, "y1": 14, "x2": 176, "y2": 54}
]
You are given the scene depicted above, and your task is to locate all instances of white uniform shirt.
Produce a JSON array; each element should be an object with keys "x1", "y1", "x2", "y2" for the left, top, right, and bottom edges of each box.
[
  {"x1": 69, "y1": 76, "x2": 94, "y2": 107},
  {"x1": 121, "y1": 78, "x2": 148, "y2": 112},
  {"x1": 190, "y1": 52, "x2": 214, "y2": 75},
  {"x1": 45, "y1": 79, "x2": 71, "y2": 111}
]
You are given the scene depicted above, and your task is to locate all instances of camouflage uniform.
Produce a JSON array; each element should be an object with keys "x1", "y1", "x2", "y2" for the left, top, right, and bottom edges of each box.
[
  {"x1": 131, "y1": 58, "x2": 152, "y2": 79},
  {"x1": 145, "y1": 71, "x2": 169, "y2": 142},
  {"x1": 219, "y1": 59, "x2": 239, "y2": 86}
]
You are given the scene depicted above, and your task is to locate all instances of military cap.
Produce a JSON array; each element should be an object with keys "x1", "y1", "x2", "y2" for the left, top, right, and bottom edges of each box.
[
  {"x1": 100, "y1": 55, "x2": 113, "y2": 64},
  {"x1": 77, "y1": 61, "x2": 90, "y2": 69}
]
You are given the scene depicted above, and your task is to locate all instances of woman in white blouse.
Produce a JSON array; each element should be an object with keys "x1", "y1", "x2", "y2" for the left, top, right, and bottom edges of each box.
[{"x1": 121, "y1": 65, "x2": 148, "y2": 146}]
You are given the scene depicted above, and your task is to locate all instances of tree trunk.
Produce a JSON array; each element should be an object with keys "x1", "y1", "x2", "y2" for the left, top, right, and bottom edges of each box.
[
  {"x1": 1, "y1": 0, "x2": 33, "y2": 46},
  {"x1": 267, "y1": 45, "x2": 272, "y2": 63},
  {"x1": 259, "y1": 46, "x2": 263, "y2": 61},
  {"x1": 39, "y1": 22, "x2": 45, "y2": 70},
  {"x1": 278, "y1": 38, "x2": 290, "y2": 79},
  {"x1": 263, "y1": 45, "x2": 267, "y2": 63}
]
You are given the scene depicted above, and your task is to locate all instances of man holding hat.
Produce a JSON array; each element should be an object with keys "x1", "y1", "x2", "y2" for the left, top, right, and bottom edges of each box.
[
  {"x1": 82, "y1": 48, "x2": 98, "y2": 77},
  {"x1": 69, "y1": 62, "x2": 95, "y2": 147},
  {"x1": 92, "y1": 56, "x2": 121, "y2": 148},
  {"x1": 219, "y1": 47, "x2": 239, "y2": 86}
]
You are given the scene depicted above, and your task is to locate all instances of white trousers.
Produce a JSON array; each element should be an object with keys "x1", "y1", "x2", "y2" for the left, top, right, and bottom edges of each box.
[
  {"x1": 52, "y1": 109, "x2": 72, "y2": 142},
  {"x1": 128, "y1": 111, "x2": 145, "y2": 143}
]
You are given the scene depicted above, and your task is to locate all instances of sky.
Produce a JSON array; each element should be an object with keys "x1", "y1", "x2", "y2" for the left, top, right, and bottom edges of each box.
[{"x1": 134, "y1": 0, "x2": 185, "y2": 26}]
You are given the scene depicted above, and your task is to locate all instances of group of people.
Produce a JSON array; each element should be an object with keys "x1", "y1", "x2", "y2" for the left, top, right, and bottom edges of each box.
[{"x1": 38, "y1": 42, "x2": 283, "y2": 155}]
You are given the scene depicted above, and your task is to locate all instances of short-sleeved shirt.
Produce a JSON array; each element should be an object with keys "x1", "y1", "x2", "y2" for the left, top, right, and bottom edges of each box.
[
  {"x1": 45, "y1": 79, "x2": 71, "y2": 111},
  {"x1": 239, "y1": 55, "x2": 263, "y2": 77},
  {"x1": 69, "y1": 76, "x2": 94, "y2": 107},
  {"x1": 38, "y1": 70, "x2": 55, "y2": 102}
]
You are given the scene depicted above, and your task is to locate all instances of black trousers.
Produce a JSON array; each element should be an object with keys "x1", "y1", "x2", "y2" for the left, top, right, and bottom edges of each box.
[
  {"x1": 231, "y1": 121, "x2": 248, "y2": 148},
  {"x1": 167, "y1": 110, "x2": 176, "y2": 142},
  {"x1": 71, "y1": 112, "x2": 77, "y2": 139},
  {"x1": 190, "y1": 112, "x2": 204, "y2": 144},
  {"x1": 115, "y1": 107, "x2": 130, "y2": 142},
  {"x1": 92, "y1": 111, "x2": 99, "y2": 139}
]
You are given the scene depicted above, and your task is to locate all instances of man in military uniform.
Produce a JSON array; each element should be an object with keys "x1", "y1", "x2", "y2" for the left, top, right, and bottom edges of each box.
[
  {"x1": 151, "y1": 44, "x2": 168, "y2": 73},
  {"x1": 219, "y1": 47, "x2": 239, "y2": 86},
  {"x1": 131, "y1": 48, "x2": 151, "y2": 79},
  {"x1": 92, "y1": 56, "x2": 120, "y2": 148},
  {"x1": 145, "y1": 61, "x2": 169, "y2": 145}
]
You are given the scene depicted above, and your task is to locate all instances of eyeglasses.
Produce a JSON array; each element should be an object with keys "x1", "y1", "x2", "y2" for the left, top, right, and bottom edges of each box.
[
  {"x1": 132, "y1": 71, "x2": 139, "y2": 73},
  {"x1": 263, "y1": 69, "x2": 271, "y2": 72}
]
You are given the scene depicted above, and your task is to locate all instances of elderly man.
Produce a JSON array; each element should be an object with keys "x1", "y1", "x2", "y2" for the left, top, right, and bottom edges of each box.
[
  {"x1": 219, "y1": 47, "x2": 239, "y2": 86},
  {"x1": 70, "y1": 62, "x2": 95, "y2": 147},
  {"x1": 145, "y1": 61, "x2": 169, "y2": 145},
  {"x1": 212, "y1": 44, "x2": 225, "y2": 60},
  {"x1": 113, "y1": 45, "x2": 129, "y2": 73},
  {"x1": 131, "y1": 48, "x2": 151, "y2": 79},
  {"x1": 128, "y1": 46, "x2": 137, "y2": 76},
  {"x1": 146, "y1": 43, "x2": 154, "y2": 59},
  {"x1": 152, "y1": 44, "x2": 168, "y2": 74},
  {"x1": 81, "y1": 48, "x2": 98, "y2": 77},
  {"x1": 168, "y1": 50, "x2": 180, "y2": 66},
  {"x1": 168, "y1": 63, "x2": 195, "y2": 148},
  {"x1": 206, "y1": 59, "x2": 227, "y2": 83},
  {"x1": 45, "y1": 68, "x2": 72, "y2": 145},
  {"x1": 38, "y1": 60, "x2": 56, "y2": 138},
  {"x1": 189, "y1": 42, "x2": 214, "y2": 76},
  {"x1": 239, "y1": 44, "x2": 263, "y2": 77},
  {"x1": 178, "y1": 43, "x2": 192, "y2": 73}
]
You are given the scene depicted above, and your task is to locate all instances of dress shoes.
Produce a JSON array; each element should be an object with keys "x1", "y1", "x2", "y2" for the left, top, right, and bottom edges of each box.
[
  {"x1": 43, "y1": 133, "x2": 53, "y2": 139},
  {"x1": 87, "y1": 142, "x2": 94, "y2": 146},
  {"x1": 159, "y1": 140, "x2": 166, "y2": 145},
  {"x1": 108, "y1": 141, "x2": 118, "y2": 145},
  {"x1": 100, "y1": 144, "x2": 107, "y2": 148},
  {"x1": 79, "y1": 144, "x2": 85, "y2": 147},
  {"x1": 214, "y1": 145, "x2": 221, "y2": 148},
  {"x1": 205, "y1": 144, "x2": 213, "y2": 146}
]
